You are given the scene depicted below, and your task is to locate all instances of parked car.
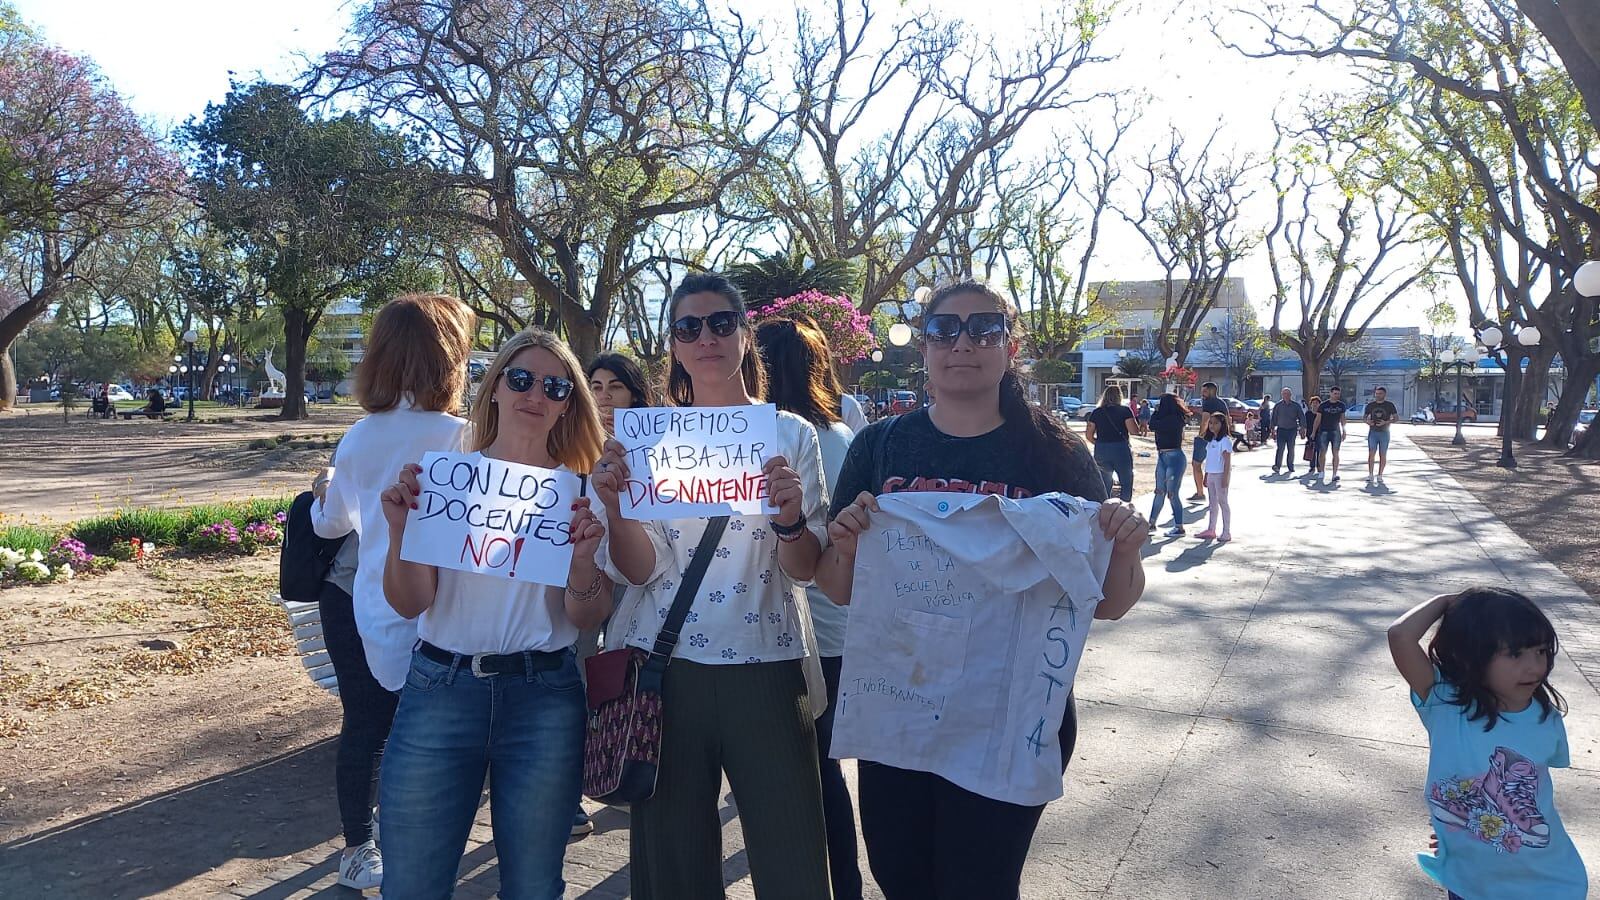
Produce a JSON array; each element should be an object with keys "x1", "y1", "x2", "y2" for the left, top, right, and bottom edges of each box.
[
  {"x1": 1431, "y1": 404, "x2": 1479, "y2": 424},
  {"x1": 105, "y1": 386, "x2": 134, "y2": 402},
  {"x1": 888, "y1": 390, "x2": 919, "y2": 414},
  {"x1": 1344, "y1": 402, "x2": 1367, "y2": 420},
  {"x1": 1056, "y1": 396, "x2": 1084, "y2": 416},
  {"x1": 1220, "y1": 397, "x2": 1251, "y2": 424},
  {"x1": 1571, "y1": 409, "x2": 1596, "y2": 446},
  {"x1": 1242, "y1": 398, "x2": 1262, "y2": 410}
]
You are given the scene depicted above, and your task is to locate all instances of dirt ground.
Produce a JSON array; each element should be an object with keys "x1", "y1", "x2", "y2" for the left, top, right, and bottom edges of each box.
[
  {"x1": 1, "y1": 403, "x2": 362, "y2": 525},
  {"x1": 0, "y1": 551, "x2": 343, "y2": 898},
  {"x1": 1413, "y1": 433, "x2": 1600, "y2": 602}
]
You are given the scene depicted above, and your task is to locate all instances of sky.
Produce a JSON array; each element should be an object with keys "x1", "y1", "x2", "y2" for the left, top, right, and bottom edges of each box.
[{"x1": 13, "y1": 0, "x2": 1454, "y2": 332}]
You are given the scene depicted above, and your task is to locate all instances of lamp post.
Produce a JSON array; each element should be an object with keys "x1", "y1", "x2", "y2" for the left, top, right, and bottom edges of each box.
[
  {"x1": 182, "y1": 329, "x2": 198, "y2": 421},
  {"x1": 1476, "y1": 323, "x2": 1540, "y2": 469},
  {"x1": 888, "y1": 322, "x2": 914, "y2": 402},
  {"x1": 1439, "y1": 346, "x2": 1480, "y2": 447},
  {"x1": 869, "y1": 348, "x2": 884, "y2": 410}
]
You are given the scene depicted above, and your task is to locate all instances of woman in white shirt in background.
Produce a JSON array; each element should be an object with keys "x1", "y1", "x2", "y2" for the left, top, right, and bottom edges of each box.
[
  {"x1": 311, "y1": 293, "x2": 477, "y2": 890},
  {"x1": 591, "y1": 273, "x2": 832, "y2": 899},
  {"x1": 755, "y1": 316, "x2": 864, "y2": 900},
  {"x1": 378, "y1": 328, "x2": 612, "y2": 900}
]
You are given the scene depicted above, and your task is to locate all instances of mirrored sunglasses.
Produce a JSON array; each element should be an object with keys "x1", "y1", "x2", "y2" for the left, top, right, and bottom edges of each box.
[
  {"x1": 503, "y1": 367, "x2": 574, "y2": 401},
  {"x1": 671, "y1": 310, "x2": 743, "y2": 343}
]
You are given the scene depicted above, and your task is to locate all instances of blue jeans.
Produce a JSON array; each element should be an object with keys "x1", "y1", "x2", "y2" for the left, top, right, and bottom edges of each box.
[
  {"x1": 380, "y1": 648, "x2": 586, "y2": 900},
  {"x1": 1093, "y1": 441, "x2": 1134, "y2": 502},
  {"x1": 1150, "y1": 449, "x2": 1186, "y2": 527}
]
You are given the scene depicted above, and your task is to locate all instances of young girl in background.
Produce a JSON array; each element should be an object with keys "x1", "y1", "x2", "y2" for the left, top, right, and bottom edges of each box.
[
  {"x1": 1196, "y1": 412, "x2": 1231, "y2": 543},
  {"x1": 1387, "y1": 588, "x2": 1586, "y2": 899}
]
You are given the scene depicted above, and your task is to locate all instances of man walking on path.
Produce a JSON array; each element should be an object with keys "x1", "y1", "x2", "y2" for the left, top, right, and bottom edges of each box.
[
  {"x1": 1190, "y1": 382, "x2": 1229, "y2": 500},
  {"x1": 1271, "y1": 387, "x2": 1303, "y2": 474},
  {"x1": 1315, "y1": 386, "x2": 1348, "y2": 483},
  {"x1": 1363, "y1": 386, "x2": 1399, "y2": 485}
]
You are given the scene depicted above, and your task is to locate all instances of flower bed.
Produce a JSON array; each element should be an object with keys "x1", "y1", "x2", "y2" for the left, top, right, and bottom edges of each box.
[{"x1": 0, "y1": 497, "x2": 292, "y2": 588}]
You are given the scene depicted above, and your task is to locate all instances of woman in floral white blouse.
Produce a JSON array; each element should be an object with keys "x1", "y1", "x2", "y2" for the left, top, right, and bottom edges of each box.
[{"x1": 592, "y1": 273, "x2": 832, "y2": 899}]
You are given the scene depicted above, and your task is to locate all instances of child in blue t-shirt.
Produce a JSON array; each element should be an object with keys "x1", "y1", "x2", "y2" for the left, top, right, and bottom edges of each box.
[{"x1": 1388, "y1": 588, "x2": 1588, "y2": 899}]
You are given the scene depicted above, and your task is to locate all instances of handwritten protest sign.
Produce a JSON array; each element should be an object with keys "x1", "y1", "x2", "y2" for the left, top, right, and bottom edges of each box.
[
  {"x1": 399, "y1": 451, "x2": 581, "y2": 587},
  {"x1": 831, "y1": 492, "x2": 1111, "y2": 806},
  {"x1": 614, "y1": 404, "x2": 780, "y2": 520}
]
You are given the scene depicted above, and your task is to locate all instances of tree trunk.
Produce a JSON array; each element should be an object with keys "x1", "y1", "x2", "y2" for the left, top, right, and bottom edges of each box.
[
  {"x1": 1510, "y1": 347, "x2": 1555, "y2": 441},
  {"x1": 1298, "y1": 350, "x2": 1323, "y2": 404},
  {"x1": 565, "y1": 315, "x2": 602, "y2": 370},
  {"x1": 0, "y1": 284, "x2": 64, "y2": 410},
  {"x1": 1541, "y1": 357, "x2": 1600, "y2": 448},
  {"x1": 201, "y1": 332, "x2": 222, "y2": 400},
  {"x1": 0, "y1": 344, "x2": 16, "y2": 410},
  {"x1": 279, "y1": 307, "x2": 312, "y2": 421}
]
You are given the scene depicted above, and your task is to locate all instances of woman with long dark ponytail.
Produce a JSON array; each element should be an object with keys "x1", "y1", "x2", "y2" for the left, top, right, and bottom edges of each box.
[{"x1": 814, "y1": 280, "x2": 1149, "y2": 900}]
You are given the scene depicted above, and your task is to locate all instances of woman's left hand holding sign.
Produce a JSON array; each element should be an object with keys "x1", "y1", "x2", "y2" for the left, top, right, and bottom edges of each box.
[
  {"x1": 380, "y1": 463, "x2": 423, "y2": 540},
  {"x1": 591, "y1": 439, "x2": 630, "y2": 515},
  {"x1": 763, "y1": 455, "x2": 803, "y2": 527},
  {"x1": 569, "y1": 497, "x2": 605, "y2": 569}
]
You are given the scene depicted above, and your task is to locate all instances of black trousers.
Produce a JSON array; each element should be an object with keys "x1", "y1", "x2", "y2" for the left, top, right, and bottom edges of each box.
[
  {"x1": 630, "y1": 659, "x2": 830, "y2": 900},
  {"x1": 318, "y1": 580, "x2": 399, "y2": 847},
  {"x1": 858, "y1": 694, "x2": 1078, "y2": 900},
  {"x1": 816, "y1": 656, "x2": 864, "y2": 900},
  {"x1": 1273, "y1": 427, "x2": 1298, "y2": 470}
]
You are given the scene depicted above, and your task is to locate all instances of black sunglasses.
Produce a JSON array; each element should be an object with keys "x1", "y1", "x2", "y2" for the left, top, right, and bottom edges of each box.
[
  {"x1": 922, "y1": 312, "x2": 1009, "y2": 348},
  {"x1": 671, "y1": 310, "x2": 743, "y2": 343},
  {"x1": 502, "y1": 367, "x2": 574, "y2": 401}
]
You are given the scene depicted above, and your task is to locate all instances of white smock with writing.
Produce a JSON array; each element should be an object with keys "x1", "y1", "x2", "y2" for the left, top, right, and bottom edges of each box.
[{"x1": 831, "y1": 491, "x2": 1112, "y2": 806}]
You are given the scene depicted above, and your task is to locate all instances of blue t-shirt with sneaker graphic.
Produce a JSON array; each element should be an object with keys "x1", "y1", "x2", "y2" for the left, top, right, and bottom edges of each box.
[{"x1": 1412, "y1": 672, "x2": 1588, "y2": 898}]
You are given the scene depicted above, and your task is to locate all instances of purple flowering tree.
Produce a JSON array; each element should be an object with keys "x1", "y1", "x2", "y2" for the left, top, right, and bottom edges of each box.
[
  {"x1": 0, "y1": 35, "x2": 182, "y2": 409},
  {"x1": 752, "y1": 291, "x2": 876, "y2": 363}
]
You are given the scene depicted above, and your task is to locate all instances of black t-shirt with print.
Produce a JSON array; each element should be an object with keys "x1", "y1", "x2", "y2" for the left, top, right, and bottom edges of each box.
[
  {"x1": 1200, "y1": 396, "x2": 1228, "y2": 417},
  {"x1": 1365, "y1": 399, "x2": 1398, "y2": 431},
  {"x1": 1318, "y1": 400, "x2": 1348, "y2": 431},
  {"x1": 829, "y1": 408, "x2": 1108, "y2": 516},
  {"x1": 1086, "y1": 405, "x2": 1133, "y2": 444}
]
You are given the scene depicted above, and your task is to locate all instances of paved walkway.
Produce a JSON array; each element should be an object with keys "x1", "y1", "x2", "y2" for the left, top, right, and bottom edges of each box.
[{"x1": 224, "y1": 426, "x2": 1600, "y2": 899}]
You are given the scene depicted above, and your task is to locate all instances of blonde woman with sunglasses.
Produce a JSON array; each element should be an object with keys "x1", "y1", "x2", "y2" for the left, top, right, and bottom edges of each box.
[{"x1": 377, "y1": 329, "x2": 611, "y2": 900}]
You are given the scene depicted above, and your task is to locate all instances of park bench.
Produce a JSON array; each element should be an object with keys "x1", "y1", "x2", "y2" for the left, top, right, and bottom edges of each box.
[
  {"x1": 275, "y1": 593, "x2": 340, "y2": 696},
  {"x1": 117, "y1": 409, "x2": 176, "y2": 420}
]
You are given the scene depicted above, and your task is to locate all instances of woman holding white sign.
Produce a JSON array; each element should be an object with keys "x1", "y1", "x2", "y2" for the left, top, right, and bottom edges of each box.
[
  {"x1": 591, "y1": 273, "x2": 832, "y2": 900},
  {"x1": 377, "y1": 328, "x2": 612, "y2": 900},
  {"x1": 814, "y1": 280, "x2": 1149, "y2": 900}
]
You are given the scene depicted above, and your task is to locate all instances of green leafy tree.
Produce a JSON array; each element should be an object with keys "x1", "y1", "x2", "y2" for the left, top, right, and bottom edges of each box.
[
  {"x1": 727, "y1": 251, "x2": 860, "y2": 307},
  {"x1": 1197, "y1": 308, "x2": 1273, "y2": 398},
  {"x1": 1031, "y1": 358, "x2": 1078, "y2": 386},
  {"x1": 187, "y1": 82, "x2": 429, "y2": 420}
]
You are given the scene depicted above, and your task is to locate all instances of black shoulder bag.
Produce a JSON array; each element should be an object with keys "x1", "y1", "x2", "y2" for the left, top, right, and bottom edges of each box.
[{"x1": 581, "y1": 516, "x2": 728, "y2": 803}]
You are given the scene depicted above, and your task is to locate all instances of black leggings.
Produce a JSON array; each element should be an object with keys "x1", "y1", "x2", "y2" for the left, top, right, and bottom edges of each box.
[
  {"x1": 858, "y1": 694, "x2": 1077, "y2": 900},
  {"x1": 816, "y1": 656, "x2": 864, "y2": 900},
  {"x1": 318, "y1": 580, "x2": 399, "y2": 847}
]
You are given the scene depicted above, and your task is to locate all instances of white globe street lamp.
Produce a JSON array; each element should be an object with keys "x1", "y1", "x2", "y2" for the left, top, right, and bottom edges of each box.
[
  {"x1": 1575, "y1": 260, "x2": 1600, "y2": 298},
  {"x1": 888, "y1": 322, "x2": 914, "y2": 347},
  {"x1": 913, "y1": 286, "x2": 931, "y2": 305}
]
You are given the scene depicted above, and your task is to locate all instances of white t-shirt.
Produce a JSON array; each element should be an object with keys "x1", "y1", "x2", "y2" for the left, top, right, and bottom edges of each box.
[
  {"x1": 808, "y1": 420, "x2": 855, "y2": 657},
  {"x1": 312, "y1": 402, "x2": 470, "y2": 690},
  {"x1": 601, "y1": 410, "x2": 830, "y2": 665},
  {"x1": 831, "y1": 491, "x2": 1112, "y2": 806},
  {"x1": 419, "y1": 459, "x2": 601, "y2": 655},
  {"x1": 1203, "y1": 436, "x2": 1232, "y2": 474},
  {"x1": 840, "y1": 393, "x2": 870, "y2": 434}
]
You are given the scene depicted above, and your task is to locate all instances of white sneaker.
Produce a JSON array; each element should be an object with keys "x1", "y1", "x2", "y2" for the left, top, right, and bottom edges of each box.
[
  {"x1": 338, "y1": 840, "x2": 383, "y2": 890},
  {"x1": 1165, "y1": 525, "x2": 1186, "y2": 537}
]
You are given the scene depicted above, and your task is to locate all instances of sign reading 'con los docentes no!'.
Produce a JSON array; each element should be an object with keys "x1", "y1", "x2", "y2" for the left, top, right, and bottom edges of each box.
[{"x1": 399, "y1": 451, "x2": 582, "y2": 587}]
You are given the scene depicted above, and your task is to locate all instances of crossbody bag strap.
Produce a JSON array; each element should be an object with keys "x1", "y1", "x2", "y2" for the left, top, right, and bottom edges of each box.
[{"x1": 646, "y1": 515, "x2": 729, "y2": 666}]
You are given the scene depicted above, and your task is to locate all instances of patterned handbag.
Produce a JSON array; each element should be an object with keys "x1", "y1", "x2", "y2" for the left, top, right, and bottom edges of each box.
[{"x1": 581, "y1": 516, "x2": 727, "y2": 803}]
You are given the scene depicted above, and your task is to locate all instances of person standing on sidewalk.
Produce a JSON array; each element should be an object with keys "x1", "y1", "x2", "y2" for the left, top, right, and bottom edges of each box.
[
  {"x1": 1196, "y1": 412, "x2": 1233, "y2": 543},
  {"x1": 1147, "y1": 393, "x2": 1191, "y2": 536},
  {"x1": 1364, "y1": 386, "x2": 1399, "y2": 485},
  {"x1": 1302, "y1": 395, "x2": 1322, "y2": 476},
  {"x1": 755, "y1": 316, "x2": 865, "y2": 900},
  {"x1": 1272, "y1": 388, "x2": 1303, "y2": 475},
  {"x1": 1190, "y1": 382, "x2": 1229, "y2": 501},
  {"x1": 1315, "y1": 386, "x2": 1348, "y2": 483},
  {"x1": 1086, "y1": 384, "x2": 1142, "y2": 502}
]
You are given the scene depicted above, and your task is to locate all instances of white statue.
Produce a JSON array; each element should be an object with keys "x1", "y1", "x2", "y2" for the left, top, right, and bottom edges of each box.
[{"x1": 263, "y1": 348, "x2": 287, "y2": 395}]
